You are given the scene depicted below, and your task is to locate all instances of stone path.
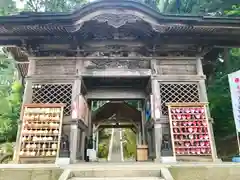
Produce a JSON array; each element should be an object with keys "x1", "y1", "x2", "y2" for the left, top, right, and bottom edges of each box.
[{"x1": 109, "y1": 128, "x2": 122, "y2": 162}]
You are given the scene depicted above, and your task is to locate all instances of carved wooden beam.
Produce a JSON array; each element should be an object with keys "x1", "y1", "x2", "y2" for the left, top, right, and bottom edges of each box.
[
  {"x1": 82, "y1": 69, "x2": 152, "y2": 77},
  {"x1": 29, "y1": 56, "x2": 198, "y2": 60},
  {"x1": 153, "y1": 75, "x2": 206, "y2": 81},
  {"x1": 86, "y1": 88, "x2": 146, "y2": 99}
]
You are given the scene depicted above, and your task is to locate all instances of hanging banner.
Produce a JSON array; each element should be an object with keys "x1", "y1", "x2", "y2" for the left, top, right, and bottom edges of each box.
[
  {"x1": 228, "y1": 70, "x2": 240, "y2": 132},
  {"x1": 150, "y1": 94, "x2": 155, "y2": 120},
  {"x1": 145, "y1": 98, "x2": 151, "y2": 121},
  {"x1": 72, "y1": 94, "x2": 89, "y2": 126},
  {"x1": 145, "y1": 94, "x2": 154, "y2": 121}
]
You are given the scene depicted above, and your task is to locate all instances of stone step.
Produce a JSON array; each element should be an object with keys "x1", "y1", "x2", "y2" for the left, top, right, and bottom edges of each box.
[
  {"x1": 69, "y1": 177, "x2": 164, "y2": 180},
  {"x1": 71, "y1": 169, "x2": 161, "y2": 177}
]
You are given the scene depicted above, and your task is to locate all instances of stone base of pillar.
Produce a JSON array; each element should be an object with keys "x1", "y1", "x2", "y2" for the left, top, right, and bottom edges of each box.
[
  {"x1": 154, "y1": 124, "x2": 163, "y2": 162},
  {"x1": 55, "y1": 157, "x2": 70, "y2": 165},
  {"x1": 70, "y1": 124, "x2": 79, "y2": 163},
  {"x1": 161, "y1": 156, "x2": 176, "y2": 163}
]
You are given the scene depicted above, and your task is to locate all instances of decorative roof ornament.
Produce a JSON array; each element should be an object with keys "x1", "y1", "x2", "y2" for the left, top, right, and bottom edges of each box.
[
  {"x1": 93, "y1": 0, "x2": 158, "y2": 9},
  {"x1": 92, "y1": 13, "x2": 141, "y2": 28}
]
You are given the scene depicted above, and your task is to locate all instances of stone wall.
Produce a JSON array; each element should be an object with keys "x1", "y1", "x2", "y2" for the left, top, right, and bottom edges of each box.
[
  {"x1": 1, "y1": 163, "x2": 240, "y2": 180},
  {"x1": 0, "y1": 166, "x2": 62, "y2": 180}
]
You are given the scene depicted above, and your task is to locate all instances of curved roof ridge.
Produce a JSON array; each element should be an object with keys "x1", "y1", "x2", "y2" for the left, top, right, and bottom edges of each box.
[{"x1": 0, "y1": 0, "x2": 239, "y2": 25}]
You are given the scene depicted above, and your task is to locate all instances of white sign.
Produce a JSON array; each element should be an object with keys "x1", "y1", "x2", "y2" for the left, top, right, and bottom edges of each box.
[{"x1": 228, "y1": 70, "x2": 240, "y2": 132}]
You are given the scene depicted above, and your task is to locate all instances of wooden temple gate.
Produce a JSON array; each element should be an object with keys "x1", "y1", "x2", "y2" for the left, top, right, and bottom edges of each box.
[
  {"x1": 0, "y1": 0, "x2": 240, "y2": 164},
  {"x1": 13, "y1": 56, "x2": 218, "y2": 163}
]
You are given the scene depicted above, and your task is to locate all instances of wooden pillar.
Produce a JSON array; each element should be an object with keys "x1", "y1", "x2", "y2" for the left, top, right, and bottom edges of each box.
[
  {"x1": 223, "y1": 48, "x2": 230, "y2": 72},
  {"x1": 147, "y1": 129, "x2": 152, "y2": 157},
  {"x1": 152, "y1": 80, "x2": 161, "y2": 119},
  {"x1": 70, "y1": 79, "x2": 81, "y2": 163},
  {"x1": 70, "y1": 122, "x2": 79, "y2": 163},
  {"x1": 76, "y1": 128, "x2": 81, "y2": 159},
  {"x1": 80, "y1": 131, "x2": 86, "y2": 160},
  {"x1": 154, "y1": 124, "x2": 162, "y2": 162},
  {"x1": 88, "y1": 101, "x2": 92, "y2": 137},
  {"x1": 96, "y1": 130, "x2": 99, "y2": 157},
  {"x1": 152, "y1": 79, "x2": 162, "y2": 161},
  {"x1": 141, "y1": 99, "x2": 146, "y2": 145},
  {"x1": 138, "y1": 129, "x2": 142, "y2": 145},
  {"x1": 136, "y1": 130, "x2": 139, "y2": 145},
  {"x1": 196, "y1": 57, "x2": 218, "y2": 160},
  {"x1": 92, "y1": 124, "x2": 96, "y2": 150},
  {"x1": 13, "y1": 60, "x2": 35, "y2": 163}
]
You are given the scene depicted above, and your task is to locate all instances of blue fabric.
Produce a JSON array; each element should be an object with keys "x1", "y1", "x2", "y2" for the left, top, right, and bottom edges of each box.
[
  {"x1": 232, "y1": 156, "x2": 240, "y2": 162},
  {"x1": 176, "y1": 0, "x2": 181, "y2": 13},
  {"x1": 145, "y1": 110, "x2": 151, "y2": 121}
]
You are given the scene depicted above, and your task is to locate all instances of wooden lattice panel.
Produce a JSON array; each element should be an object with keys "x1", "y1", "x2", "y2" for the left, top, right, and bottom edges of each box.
[
  {"x1": 32, "y1": 84, "x2": 72, "y2": 116},
  {"x1": 160, "y1": 83, "x2": 200, "y2": 115},
  {"x1": 35, "y1": 60, "x2": 76, "y2": 75}
]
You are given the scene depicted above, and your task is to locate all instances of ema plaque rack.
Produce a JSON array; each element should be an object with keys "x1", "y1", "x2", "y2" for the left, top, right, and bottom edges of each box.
[
  {"x1": 167, "y1": 102, "x2": 214, "y2": 160},
  {"x1": 16, "y1": 103, "x2": 64, "y2": 163}
]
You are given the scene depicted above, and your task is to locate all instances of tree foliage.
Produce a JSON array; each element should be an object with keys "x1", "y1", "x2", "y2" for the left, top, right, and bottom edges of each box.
[
  {"x1": 0, "y1": 48, "x2": 23, "y2": 144},
  {"x1": 208, "y1": 49, "x2": 240, "y2": 138},
  {"x1": 207, "y1": 49, "x2": 240, "y2": 158},
  {"x1": 0, "y1": 0, "x2": 87, "y2": 14},
  {"x1": 207, "y1": 6, "x2": 239, "y2": 149},
  {"x1": 97, "y1": 129, "x2": 110, "y2": 159},
  {"x1": 225, "y1": 4, "x2": 240, "y2": 16},
  {"x1": 123, "y1": 129, "x2": 136, "y2": 159},
  {"x1": 24, "y1": 0, "x2": 87, "y2": 12},
  {"x1": 157, "y1": 0, "x2": 239, "y2": 14},
  {"x1": 0, "y1": 0, "x2": 17, "y2": 15},
  {"x1": 0, "y1": 0, "x2": 87, "y2": 150}
]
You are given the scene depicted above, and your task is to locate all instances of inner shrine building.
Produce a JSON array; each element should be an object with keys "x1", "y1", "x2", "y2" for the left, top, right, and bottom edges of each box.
[{"x1": 0, "y1": 0, "x2": 240, "y2": 163}]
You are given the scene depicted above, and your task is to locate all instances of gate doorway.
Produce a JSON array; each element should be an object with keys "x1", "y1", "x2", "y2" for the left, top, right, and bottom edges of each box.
[
  {"x1": 91, "y1": 101, "x2": 142, "y2": 162},
  {"x1": 72, "y1": 76, "x2": 153, "y2": 163}
]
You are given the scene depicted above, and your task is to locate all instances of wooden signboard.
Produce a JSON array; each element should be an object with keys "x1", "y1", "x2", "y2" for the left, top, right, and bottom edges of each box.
[
  {"x1": 167, "y1": 103, "x2": 214, "y2": 160},
  {"x1": 72, "y1": 94, "x2": 89, "y2": 126},
  {"x1": 16, "y1": 103, "x2": 64, "y2": 163}
]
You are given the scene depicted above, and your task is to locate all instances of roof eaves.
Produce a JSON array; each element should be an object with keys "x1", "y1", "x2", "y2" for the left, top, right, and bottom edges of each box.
[{"x1": 0, "y1": 0, "x2": 239, "y2": 27}]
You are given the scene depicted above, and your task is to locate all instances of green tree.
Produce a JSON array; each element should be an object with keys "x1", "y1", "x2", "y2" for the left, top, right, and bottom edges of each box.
[
  {"x1": 206, "y1": 5, "x2": 240, "y2": 158},
  {"x1": 0, "y1": 0, "x2": 24, "y2": 146},
  {"x1": 123, "y1": 129, "x2": 136, "y2": 159},
  {"x1": 156, "y1": 0, "x2": 239, "y2": 14},
  {"x1": 0, "y1": 0, "x2": 17, "y2": 15},
  {"x1": 0, "y1": 4, "x2": 20, "y2": 151},
  {"x1": 0, "y1": 0, "x2": 87, "y2": 148},
  {"x1": 97, "y1": 129, "x2": 111, "y2": 159},
  {"x1": 24, "y1": 0, "x2": 87, "y2": 12},
  {"x1": 0, "y1": 48, "x2": 23, "y2": 143},
  {"x1": 225, "y1": 4, "x2": 240, "y2": 16},
  {"x1": 207, "y1": 50, "x2": 239, "y2": 138},
  {"x1": 0, "y1": 48, "x2": 16, "y2": 114}
]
